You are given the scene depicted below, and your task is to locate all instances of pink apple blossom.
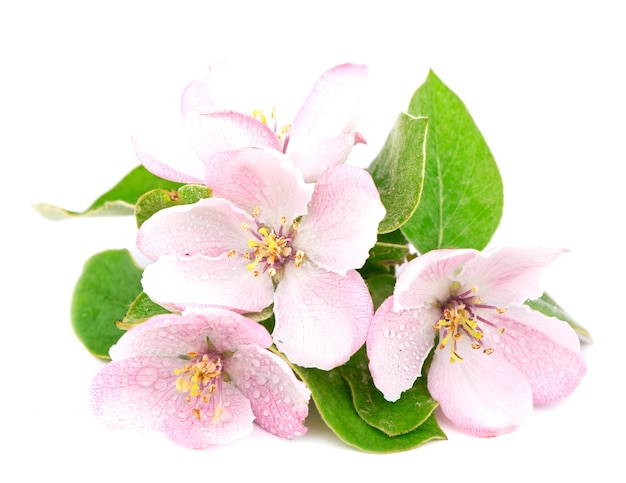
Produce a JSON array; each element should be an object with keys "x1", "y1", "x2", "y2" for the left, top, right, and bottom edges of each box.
[
  {"x1": 89, "y1": 309, "x2": 310, "y2": 449},
  {"x1": 366, "y1": 247, "x2": 586, "y2": 437},
  {"x1": 137, "y1": 146, "x2": 385, "y2": 370},
  {"x1": 134, "y1": 62, "x2": 369, "y2": 184}
]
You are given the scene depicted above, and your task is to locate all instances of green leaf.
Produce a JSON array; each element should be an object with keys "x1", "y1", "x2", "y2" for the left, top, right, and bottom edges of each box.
[
  {"x1": 33, "y1": 165, "x2": 184, "y2": 220},
  {"x1": 135, "y1": 184, "x2": 212, "y2": 227},
  {"x1": 292, "y1": 363, "x2": 446, "y2": 453},
  {"x1": 402, "y1": 70, "x2": 503, "y2": 252},
  {"x1": 340, "y1": 348, "x2": 439, "y2": 437},
  {"x1": 365, "y1": 274, "x2": 396, "y2": 311},
  {"x1": 117, "y1": 292, "x2": 171, "y2": 330},
  {"x1": 368, "y1": 113, "x2": 428, "y2": 234},
  {"x1": 367, "y1": 242, "x2": 410, "y2": 265},
  {"x1": 526, "y1": 292, "x2": 593, "y2": 344},
  {"x1": 71, "y1": 249, "x2": 144, "y2": 359}
]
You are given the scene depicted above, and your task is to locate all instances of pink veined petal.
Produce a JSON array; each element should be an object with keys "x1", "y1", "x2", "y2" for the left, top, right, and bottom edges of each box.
[
  {"x1": 136, "y1": 198, "x2": 253, "y2": 261},
  {"x1": 226, "y1": 344, "x2": 310, "y2": 439},
  {"x1": 181, "y1": 308, "x2": 274, "y2": 352},
  {"x1": 141, "y1": 253, "x2": 275, "y2": 313},
  {"x1": 207, "y1": 147, "x2": 313, "y2": 228},
  {"x1": 180, "y1": 79, "x2": 221, "y2": 116},
  {"x1": 131, "y1": 137, "x2": 205, "y2": 185},
  {"x1": 289, "y1": 63, "x2": 369, "y2": 150},
  {"x1": 187, "y1": 111, "x2": 281, "y2": 173},
  {"x1": 394, "y1": 249, "x2": 478, "y2": 311},
  {"x1": 180, "y1": 59, "x2": 265, "y2": 116},
  {"x1": 273, "y1": 262, "x2": 373, "y2": 370},
  {"x1": 109, "y1": 310, "x2": 273, "y2": 361},
  {"x1": 89, "y1": 356, "x2": 183, "y2": 433},
  {"x1": 287, "y1": 133, "x2": 359, "y2": 183},
  {"x1": 459, "y1": 246, "x2": 566, "y2": 306},
  {"x1": 366, "y1": 297, "x2": 438, "y2": 402},
  {"x1": 164, "y1": 383, "x2": 255, "y2": 449},
  {"x1": 109, "y1": 313, "x2": 209, "y2": 360},
  {"x1": 490, "y1": 305, "x2": 586, "y2": 404},
  {"x1": 296, "y1": 165, "x2": 385, "y2": 275},
  {"x1": 427, "y1": 344, "x2": 534, "y2": 437}
]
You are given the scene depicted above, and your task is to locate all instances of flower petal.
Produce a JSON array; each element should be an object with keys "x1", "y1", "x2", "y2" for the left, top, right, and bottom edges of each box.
[
  {"x1": 180, "y1": 79, "x2": 220, "y2": 116},
  {"x1": 366, "y1": 297, "x2": 437, "y2": 401},
  {"x1": 427, "y1": 345, "x2": 533, "y2": 437},
  {"x1": 131, "y1": 136, "x2": 205, "y2": 184},
  {"x1": 296, "y1": 165, "x2": 385, "y2": 275},
  {"x1": 273, "y1": 263, "x2": 373, "y2": 370},
  {"x1": 141, "y1": 253, "x2": 275, "y2": 313},
  {"x1": 394, "y1": 249, "x2": 477, "y2": 310},
  {"x1": 291, "y1": 63, "x2": 368, "y2": 137},
  {"x1": 226, "y1": 344, "x2": 310, "y2": 439},
  {"x1": 164, "y1": 383, "x2": 254, "y2": 448},
  {"x1": 136, "y1": 198, "x2": 253, "y2": 260},
  {"x1": 288, "y1": 133, "x2": 359, "y2": 183},
  {"x1": 490, "y1": 305, "x2": 586, "y2": 404},
  {"x1": 207, "y1": 147, "x2": 313, "y2": 228},
  {"x1": 89, "y1": 356, "x2": 182, "y2": 432},
  {"x1": 459, "y1": 246, "x2": 566, "y2": 306},
  {"x1": 109, "y1": 310, "x2": 273, "y2": 361},
  {"x1": 187, "y1": 111, "x2": 281, "y2": 177}
]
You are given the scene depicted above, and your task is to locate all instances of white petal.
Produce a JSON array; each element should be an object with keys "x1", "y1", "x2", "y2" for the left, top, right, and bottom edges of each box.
[
  {"x1": 366, "y1": 297, "x2": 437, "y2": 401},
  {"x1": 141, "y1": 253, "x2": 275, "y2": 313},
  {"x1": 273, "y1": 263, "x2": 373, "y2": 370}
]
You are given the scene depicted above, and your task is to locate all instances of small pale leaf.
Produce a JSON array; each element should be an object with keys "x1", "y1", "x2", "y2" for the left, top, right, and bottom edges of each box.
[
  {"x1": 33, "y1": 165, "x2": 183, "y2": 220},
  {"x1": 526, "y1": 292, "x2": 593, "y2": 344}
]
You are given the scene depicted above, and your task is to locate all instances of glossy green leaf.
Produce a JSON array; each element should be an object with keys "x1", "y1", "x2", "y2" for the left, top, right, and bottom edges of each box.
[
  {"x1": 365, "y1": 274, "x2": 396, "y2": 311},
  {"x1": 33, "y1": 165, "x2": 183, "y2": 220},
  {"x1": 526, "y1": 292, "x2": 593, "y2": 344},
  {"x1": 135, "y1": 184, "x2": 212, "y2": 227},
  {"x1": 340, "y1": 348, "x2": 439, "y2": 437},
  {"x1": 117, "y1": 292, "x2": 171, "y2": 330},
  {"x1": 402, "y1": 70, "x2": 503, "y2": 252},
  {"x1": 292, "y1": 363, "x2": 446, "y2": 453},
  {"x1": 368, "y1": 113, "x2": 428, "y2": 234},
  {"x1": 71, "y1": 249, "x2": 144, "y2": 359}
]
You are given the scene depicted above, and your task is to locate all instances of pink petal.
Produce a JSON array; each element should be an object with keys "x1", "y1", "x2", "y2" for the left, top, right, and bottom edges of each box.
[
  {"x1": 207, "y1": 147, "x2": 313, "y2": 228},
  {"x1": 296, "y1": 165, "x2": 385, "y2": 275},
  {"x1": 180, "y1": 79, "x2": 221, "y2": 116},
  {"x1": 273, "y1": 263, "x2": 373, "y2": 370},
  {"x1": 394, "y1": 249, "x2": 477, "y2": 311},
  {"x1": 289, "y1": 63, "x2": 368, "y2": 150},
  {"x1": 164, "y1": 383, "x2": 254, "y2": 448},
  {"x1": 89, "y1": 356, "x2": 182, "y2": 432},
  {"x1": 136, "y1": 198, "x2": 253, "y2": 261},
  {"x1": 141, "y1": 253, "x2": 275, "y2": 313},
  {"x1": 288, "y1": 133, "x2": 359, "y2": 182},
  {"x1": 226, "y1": 345, "x2": 310, "y2": 439},
  {"x1": 109, "y1": 310, "x2": 273, "y2": 361},
  {"x1": 187, "y1": 111, "x2": 281, "y2": 176},
  {"x1": 490, "y1": 305, "x2": 586, "y2": 404},
  {"x1": 427, "y1": 345, "x2": 534, "y2": 437},
  {"x1": 366, "y1": 297, "x2": 438, "y2": 401},
  {"x1": 131, "y1": 136, "x2": 205, "y2": 184},
  {"x1": 459, "y1": 246, "x2": 566, "y2": 306}
]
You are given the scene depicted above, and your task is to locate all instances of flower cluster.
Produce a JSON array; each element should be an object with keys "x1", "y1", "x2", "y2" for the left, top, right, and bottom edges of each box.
[{"x1": 41, "y1": 62, "x2": 589, "y2": 452}]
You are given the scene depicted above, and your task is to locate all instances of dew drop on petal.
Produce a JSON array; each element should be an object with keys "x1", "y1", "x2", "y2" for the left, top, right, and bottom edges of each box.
[{"x1": 135, "y1": 367, "x2": 159, "y2": 387}]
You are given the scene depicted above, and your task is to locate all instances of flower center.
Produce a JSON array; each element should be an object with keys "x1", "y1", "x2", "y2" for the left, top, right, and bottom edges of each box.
[
  {"x1": 175, "y1": 352, "x2": 225, "y2": 422},
  {"x1": 252, "y1": 108, "x2": 291, "y2": 152},
  {"x1": 229, "y1": 207, "x2": 304, "y2": 278},
  {"x1": 434, "y1": 283, "x2": 506, "y2": 363}
]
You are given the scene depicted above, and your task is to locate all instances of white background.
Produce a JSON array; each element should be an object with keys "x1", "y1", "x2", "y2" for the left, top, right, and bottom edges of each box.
[{"x1": 2, "y1": 1, "x2": 622, "y2": 481}]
